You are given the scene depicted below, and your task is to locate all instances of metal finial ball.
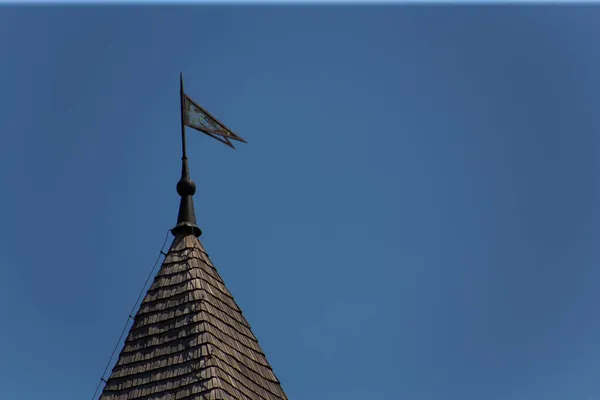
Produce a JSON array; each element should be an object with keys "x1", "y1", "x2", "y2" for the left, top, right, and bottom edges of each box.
[{"x1": 177, "y1": 177, "x2": 196, "y2": 196}]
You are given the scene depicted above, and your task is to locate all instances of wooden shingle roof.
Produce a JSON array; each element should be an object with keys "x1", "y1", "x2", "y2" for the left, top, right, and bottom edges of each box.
[{"x1": 99, "y1": 234, "x2": 287, "y2": 400}]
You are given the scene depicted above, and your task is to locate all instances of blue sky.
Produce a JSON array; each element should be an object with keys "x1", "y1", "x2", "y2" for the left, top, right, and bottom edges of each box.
[{"x1": 1, "y1": 5, "x2": 600, "y2": 400}]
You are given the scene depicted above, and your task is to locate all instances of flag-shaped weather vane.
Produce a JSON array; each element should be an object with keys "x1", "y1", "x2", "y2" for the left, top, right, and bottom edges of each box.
[
  {"x1": 172, "y1": 73, "x2": 246, "y2": 238},
  {"x1": 180, "y1": 72, "x2": 246, "y2": 152}
]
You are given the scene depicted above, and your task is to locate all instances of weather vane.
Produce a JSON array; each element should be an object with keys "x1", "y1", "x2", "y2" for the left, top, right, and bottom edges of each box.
[
  {"x1": 172, "y1": 73, "x2": 247, "y2": 238},
  {"x1": 180, "y1": 72, "x2": 246, "y2": 156}
]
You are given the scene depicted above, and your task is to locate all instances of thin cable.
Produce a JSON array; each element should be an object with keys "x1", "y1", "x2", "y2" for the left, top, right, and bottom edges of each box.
[{"x1": 91, "y1": 229, "x2": 172, "y2": 400}]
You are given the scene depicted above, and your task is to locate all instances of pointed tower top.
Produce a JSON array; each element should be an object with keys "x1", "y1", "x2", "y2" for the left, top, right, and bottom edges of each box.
[
  {"x1": 97, "y1": 75, "x2": 286, "y2": 400},
  {"x1": 99, "y1": 235, "x2": 288, "y2": 400}
]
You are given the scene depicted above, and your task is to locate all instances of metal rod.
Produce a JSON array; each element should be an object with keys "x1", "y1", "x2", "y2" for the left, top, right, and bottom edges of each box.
[{"x1": 180, "y1": 72, "x2": 187, "y2": 160}]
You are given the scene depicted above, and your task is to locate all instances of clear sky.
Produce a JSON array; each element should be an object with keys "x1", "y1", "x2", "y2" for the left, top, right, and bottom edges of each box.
[{"x1": 1, "y1": 5, "x2": 600, "y2": 400}]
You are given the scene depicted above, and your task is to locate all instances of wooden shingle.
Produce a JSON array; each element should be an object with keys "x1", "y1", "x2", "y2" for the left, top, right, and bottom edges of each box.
[{"x1": 99, "y1": 234, "x2": 287, "y2": 400}]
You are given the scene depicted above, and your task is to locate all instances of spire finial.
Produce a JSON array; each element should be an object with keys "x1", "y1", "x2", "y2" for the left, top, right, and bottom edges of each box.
[
  {"x1": 171, "y1": 158, "x2": 202, "y2": 237},
  {"x1": 171, "y1": 73, "x2": 202, "y2": 237}
]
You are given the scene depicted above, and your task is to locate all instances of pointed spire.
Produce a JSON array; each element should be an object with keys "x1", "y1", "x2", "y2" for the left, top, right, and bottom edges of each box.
[
  {"x1": 97, "y1": 75, "x2": 287, "y2": 400},
  {"x1": 171, "y1": 73, "x2": 201, "y2": 238},
  {"x1": 98, "y1": 235, "x2": 288, "y2": 400},
  {"x1": 171, "y1": 156, "x2": 202, "y2": 237}
]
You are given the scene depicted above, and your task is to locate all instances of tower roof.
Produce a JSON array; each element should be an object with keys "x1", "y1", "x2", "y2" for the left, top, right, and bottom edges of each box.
[
  {"x1": 98, "y1": 77, "x2": 286, "y2": 399},
  {"x1": 99, "y1": 233, "x2": 287, "y2": 400}
]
